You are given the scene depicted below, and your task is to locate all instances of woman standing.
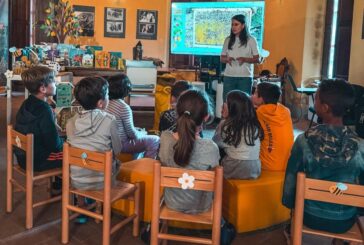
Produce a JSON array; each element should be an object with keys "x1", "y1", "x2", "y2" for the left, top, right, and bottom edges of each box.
[{"x1": 221, "y1": 14, "x2": 260, "y2": 99}]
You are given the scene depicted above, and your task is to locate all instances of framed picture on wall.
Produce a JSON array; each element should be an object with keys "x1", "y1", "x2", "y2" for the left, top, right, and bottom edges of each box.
[
  {"x1": 104, "y1": 7, "x2": 126, "y2": 38},
  {"x1": 136, "y1": 9, "x2": 158, "y2": 40},
  {"x1": 73, "y1": 5, "x2": 95, "y2": 37}
]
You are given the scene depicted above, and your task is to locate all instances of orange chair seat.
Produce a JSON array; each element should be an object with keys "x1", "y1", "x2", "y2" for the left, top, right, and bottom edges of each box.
[{"x1": 223, "y1": 170, "x2": 290, "y2": 233}]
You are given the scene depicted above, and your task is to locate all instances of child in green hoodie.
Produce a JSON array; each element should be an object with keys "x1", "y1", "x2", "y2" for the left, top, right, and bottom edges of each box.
[
  {"x1": 282, "y1": 79, "x2": 364, "y2": 234},
  {"x1": 14, "y1": 66, "x2": 63, "y2": 172}
]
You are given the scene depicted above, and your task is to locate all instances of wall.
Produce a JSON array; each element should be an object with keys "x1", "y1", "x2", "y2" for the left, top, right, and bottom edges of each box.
[
  {"x1": 301, "y1": 0, "x2": 326, "y2": 83},
  {"x1": 67, "y1": 0, "x2": 170, "y2": 64},
  {"x1": 348, "y1": 0, "x2": 364, "y2": 85},
  {"x1": 260, "y1": 0, "x2": 308, "y2": 83}
]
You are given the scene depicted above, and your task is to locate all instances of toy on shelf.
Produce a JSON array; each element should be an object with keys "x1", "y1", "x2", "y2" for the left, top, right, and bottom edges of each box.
[{"x1": 95, "y1": 51, "x2": 110, "y2": 69}]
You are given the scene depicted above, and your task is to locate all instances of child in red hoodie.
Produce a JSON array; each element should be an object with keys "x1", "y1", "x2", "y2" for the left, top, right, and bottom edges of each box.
[{"x1": 251, "y1": 82, "x2": 294, "y2": 171}]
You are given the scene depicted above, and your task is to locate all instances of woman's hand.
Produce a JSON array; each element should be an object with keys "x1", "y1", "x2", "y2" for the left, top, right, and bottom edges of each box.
[
  {"x1": 221, "y1": 102, "x2": 229, "y2": 119},
  {"x1": 221, "y1": 55, "x2": 234, "y2": 65},
  {"x1": 236, "y1": 57, "x2": 246, "y2": 65}
]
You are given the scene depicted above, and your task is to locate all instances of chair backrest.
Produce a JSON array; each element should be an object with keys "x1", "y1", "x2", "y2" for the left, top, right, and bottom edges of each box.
[
  {"x1": 293, "y1": 172, "x2": 364, "y2": 245},
  {"x1": 63, "y1": 143, "x2": 111, "y2": 173},
  {"x1": 151, "y1": 161, "x2": 223, "y2": 244},
  {"x1": 62, "y1": 143, "x2": 113, "y2": 190},
  {"x1": 160, "y1": 165, "x2": 218, "y2": 192},
  {"x1": 276, "y1": 57, "x2": 289, "y2": 78},
  {"x1": 7, "y1": 125, "x2": 34, "y2": 172},
  {"x1": 296, "y1": 172, "x2": 364, "y2": 208},
  {"x1": 286, "y1": 74, "x2": 298, "y2": 92}
]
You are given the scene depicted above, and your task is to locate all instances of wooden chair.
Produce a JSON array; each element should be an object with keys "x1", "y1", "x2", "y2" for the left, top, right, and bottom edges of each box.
[
  {"x1": 6, "y1": 125, "x2": 62, "y2": 229},
  {"x1": 292, "y1": 172, "x2": 364, "y2": 245},
  {"x1": 276, "y1": 57, "x2": 290, "y2": 105},
  {"x1": 151, "y1": 162, "x2": 223, "y2": 245},
  {"x1": 286, "y1": 74, "x2": 318, "y2": 128},
  {"x1": 61, "y1": 143, "x2": 140, "y2": 245}
]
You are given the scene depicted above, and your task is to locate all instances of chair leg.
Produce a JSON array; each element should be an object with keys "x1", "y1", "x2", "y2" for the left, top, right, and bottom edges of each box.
[
  {"x1": 161, "y1": 220, "x2": 168, "y2": 245},
  {"x1": 47, "y1": 177, "x2": 52, "y2": 199},
  {"x1": 25, "y1": 179, "x2": 33, "y2": 229},
  {"x1": 95, "y1": 201, "x2": 102, "y2": 224},
  {"x1": 62, "y1": 193, "x2": 69, "y2": 244},
  {"x1": 103, "y1": 201, "x2": 111, "y2": 245},
  {"x1": 133, "y1": 182, "x2": 141, "y2": 237},
  {"x1": 6, "y1": 167, "x2": 13, "y2": 213},
  {"x1": 308, "y1": 112, "x2": 315, "y2": 129}
]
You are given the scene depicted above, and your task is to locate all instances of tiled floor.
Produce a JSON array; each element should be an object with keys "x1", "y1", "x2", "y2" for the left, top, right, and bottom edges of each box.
[{"x1": 0, "y1": 93, "x2": 333, "y2": 244}]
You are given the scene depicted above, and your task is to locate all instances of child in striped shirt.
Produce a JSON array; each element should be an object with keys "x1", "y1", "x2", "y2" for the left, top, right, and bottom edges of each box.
[{"x1": 105, "y1": 74, "x2": 160, "y2": 159}]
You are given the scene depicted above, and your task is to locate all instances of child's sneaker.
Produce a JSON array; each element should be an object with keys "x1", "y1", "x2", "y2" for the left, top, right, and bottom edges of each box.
[
  {"x1": 75, "y1": 214, "x2": 89, "y2": 224},
  {"x1": 74, "y1": 197, "x2": 95, "y2": 224}
]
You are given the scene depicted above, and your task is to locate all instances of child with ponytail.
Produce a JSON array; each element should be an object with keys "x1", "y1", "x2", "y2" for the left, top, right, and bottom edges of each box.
[{"x1": 158, "y1": 89, "x2": 220, "y2": 214}]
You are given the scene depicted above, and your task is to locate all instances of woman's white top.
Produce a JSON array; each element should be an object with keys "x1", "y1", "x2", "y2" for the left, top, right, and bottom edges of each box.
[{"x1": 221, "y1": 36, "x2": 259, "y2": 78}]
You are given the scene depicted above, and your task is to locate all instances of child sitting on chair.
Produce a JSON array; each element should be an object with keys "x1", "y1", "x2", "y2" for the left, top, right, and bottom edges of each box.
[
  {"x1": 105, "y1": 74, "x2": 160, "y2": 159},
  {"x1": 213, "y1": 90, "x2": 263, "y2": 179},
  {"x1": 158, "y1": 89, "x2": 220, "y2": 214},
  {"x1": 14, "y1": 66, "x2": 63, "y2": 190},
  {"x1": 66, "y1": 76, "x2": 122, "y2": 190},
  {"x1": 159, "y1": 80, "x2": 192, "y2": 132},
  {"x1": 251, "y1": 82, "x2": 294, "y2": 171},
  {"x1": 282, "y1": 79, "x2": 364, "y2": 234},
  {"x1": 14, "y1": 66, "x2": 63, "y2": 172}
]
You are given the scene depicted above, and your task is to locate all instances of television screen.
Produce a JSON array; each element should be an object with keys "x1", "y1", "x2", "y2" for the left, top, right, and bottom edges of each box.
[{"x1": 170, "y1": 1, "x2": 265, "y2": 56}]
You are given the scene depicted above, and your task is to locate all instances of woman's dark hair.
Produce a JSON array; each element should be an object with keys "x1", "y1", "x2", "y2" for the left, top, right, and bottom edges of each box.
[
  {"x1": 228, "y1": 14, "x2": 250, "y2": 50},
  {"x1": 173, "y1": 89, "x2": 211, "y2": 166},
  {"x1": 222, "y1": 90, "x2": 263, "y2": 147},
  {"x1": 74, "y1": 76, "x2": 109, "y2": 110},
  {"x1": 104, "y1": 73, "x2": 132, "y2": 100}
]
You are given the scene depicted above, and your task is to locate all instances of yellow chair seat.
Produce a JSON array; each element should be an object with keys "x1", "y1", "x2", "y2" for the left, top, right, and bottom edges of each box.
[
  {"x1": 112, "y1": 159, "x2": 157, "y2": 221},
  {"x1": 222, "y1": 170, "x2": 290, "y2": 233}
]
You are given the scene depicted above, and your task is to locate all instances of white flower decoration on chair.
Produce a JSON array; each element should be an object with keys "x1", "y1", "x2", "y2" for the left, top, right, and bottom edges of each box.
[
  {"x1": 4, "y1": 70, "x2": 13, "y2": 79},
  {"x1": 15, "y1": 136, "x2": 21, "y2": 148},
  {"x1": 178, "y1": 173, "x2": 195, "y2": 190}
]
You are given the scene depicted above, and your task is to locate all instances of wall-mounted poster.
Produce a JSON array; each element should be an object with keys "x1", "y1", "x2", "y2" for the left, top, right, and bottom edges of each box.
[
  {"x1": 73, "y1": 5, "x2": 95, "y2": 37},
  {"x1": 136, "y1": 9, "x2": 158, "y2": 40},
  {"x1": 104, "y1": 7, "x2": 126, "y2": 38},
  {"x1": 0, "y1": 0, "x2": 9, "y2": 78}
]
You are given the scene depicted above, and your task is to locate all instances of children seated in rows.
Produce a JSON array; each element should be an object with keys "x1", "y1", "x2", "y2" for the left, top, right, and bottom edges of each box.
[
  {"x1": 213, "y1": 90, "x2": 263, "y2": 179},
  {"x1": 158, "y1": 89, "x2": 220, "y2": 213},
  {"x1": 14, "y1": 66, "x2": 63, "y2": 191},
  {"x1": 66, "y1": 76, "x2": 122, "y2": 190},
  {"x1": 159, "y1": 80, "x2": 192, "y2": 132},
  {"x1": 251, "y1": 82, "x2": 294, "y2": 171},
  {"x1": 105, "y1": 74, "x2": 159, "y2": 159},
  {"x1": 282, "y1": 79, "x2": 364, "y2": 234}
]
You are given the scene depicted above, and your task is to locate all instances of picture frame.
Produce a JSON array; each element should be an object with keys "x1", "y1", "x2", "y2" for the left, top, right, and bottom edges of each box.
[
  {"x1": 73, "y1": 5, "x2": 95, "y2": 37},
  {"x1": 104, "y1": 7, "x2": 126, "y2": 38},
  {"x1": 136, "y1": 9, "x2": 158, "y2": 40}
]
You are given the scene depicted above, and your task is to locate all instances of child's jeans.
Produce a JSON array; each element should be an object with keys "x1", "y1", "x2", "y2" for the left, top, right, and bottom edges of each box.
[{"x1": 122, "y1": 135, "x2": 160, "y2": 159}]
